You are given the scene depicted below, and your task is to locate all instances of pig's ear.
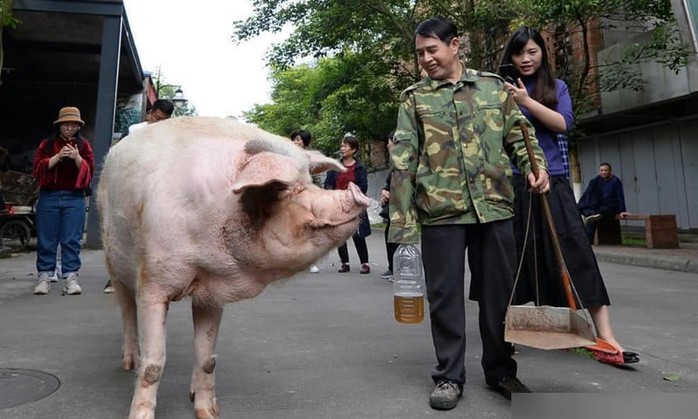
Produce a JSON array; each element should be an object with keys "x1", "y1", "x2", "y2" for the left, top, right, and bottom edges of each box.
[
  {"x1": 231, "y1": 152, "x2": 299, "y2": 193},
  {"x1": 306, "y1": 150, "x2": 346, "y2": 174}
]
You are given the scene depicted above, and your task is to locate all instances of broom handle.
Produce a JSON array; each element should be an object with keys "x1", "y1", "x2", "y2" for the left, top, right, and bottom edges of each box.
[{"x1": 519, "y1": 121, "x2": 578, "y2": 310}]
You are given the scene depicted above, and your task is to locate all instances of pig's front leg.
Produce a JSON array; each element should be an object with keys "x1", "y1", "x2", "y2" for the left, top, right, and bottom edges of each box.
[
  {"x1": 190, "y1": 303, "x2": 223, "y2": 419},
  {"x1": 128, "y1": 299, "x2": 169, "y2": 419}
]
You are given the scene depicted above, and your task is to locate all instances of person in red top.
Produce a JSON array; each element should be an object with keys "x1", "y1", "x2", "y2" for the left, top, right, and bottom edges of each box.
[
  {"x1": 324, "y1": 135, "x2": 371, "y2": 274},
  {"x1": 32, "y1": 107, "x2": 94, "y2": 296}
]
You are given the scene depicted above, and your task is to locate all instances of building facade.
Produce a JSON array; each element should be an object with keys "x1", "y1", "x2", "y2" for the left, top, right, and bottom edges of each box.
[{"x1": 576, "y1": 0, "x2": 698, "y2": 230}]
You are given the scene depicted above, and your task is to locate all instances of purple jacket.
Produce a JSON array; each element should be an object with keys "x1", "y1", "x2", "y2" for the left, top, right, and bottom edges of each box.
[{"x1": 514, "y1": 78, "x2": 574, "y2": 176}]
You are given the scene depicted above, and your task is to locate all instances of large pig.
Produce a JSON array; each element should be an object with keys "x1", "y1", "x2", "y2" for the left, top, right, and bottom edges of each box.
[{"x1": 97, "y1": 117, "x2": 369, "y2": 419}]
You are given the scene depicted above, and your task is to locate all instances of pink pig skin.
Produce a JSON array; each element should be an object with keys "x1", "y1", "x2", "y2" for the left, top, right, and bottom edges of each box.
[{"x1": 97, "y1": 116, "x2": 369, "y2": 419}]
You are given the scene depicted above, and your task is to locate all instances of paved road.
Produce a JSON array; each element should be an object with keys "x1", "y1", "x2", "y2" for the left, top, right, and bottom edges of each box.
[{"x1": 1, "y1": 234, "x2": 696, "y2": 418}]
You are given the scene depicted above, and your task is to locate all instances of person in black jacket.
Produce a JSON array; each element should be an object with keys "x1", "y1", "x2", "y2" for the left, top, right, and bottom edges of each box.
[
  {"x1": 379, "y1": 130, "x2": 399, "y2": 280},
  {"x1": 324, "y1": 135, "x2": 371, "y2": 274},
  {"x1": 578, "y1": 162, "x2": 630, "y2": 242}
]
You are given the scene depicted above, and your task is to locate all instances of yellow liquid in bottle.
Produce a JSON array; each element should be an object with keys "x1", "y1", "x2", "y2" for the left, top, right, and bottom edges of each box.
[{"x1": 394, "y1": 294, "x2": 424, "y2": 324}]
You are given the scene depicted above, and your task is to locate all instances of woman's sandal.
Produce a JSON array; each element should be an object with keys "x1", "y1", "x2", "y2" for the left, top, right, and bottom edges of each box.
[{"x1": 584, "y1": 338, "x2": 640, "y2": 365}]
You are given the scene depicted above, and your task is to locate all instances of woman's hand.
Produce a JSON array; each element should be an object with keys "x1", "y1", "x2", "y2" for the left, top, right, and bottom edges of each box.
[
  {"x1": 504, "y1": 79, "x2": 530, "y2": 106},
  {"x1": 64, "y1": 144, "x2": 80, "y2": 160}
]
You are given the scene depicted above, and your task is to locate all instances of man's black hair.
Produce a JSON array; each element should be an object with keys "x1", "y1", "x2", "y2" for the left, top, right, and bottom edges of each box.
[
  {"x1": 415, "y1": 17, "x2": 458, "y2": 44},
  {"x1": 151, "y1": 99, "x2": 175, "y2": 117}
]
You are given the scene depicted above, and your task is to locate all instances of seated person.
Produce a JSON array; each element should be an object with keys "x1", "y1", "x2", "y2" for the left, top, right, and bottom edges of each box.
[{"x1": 578, "y1": 162, "x2": 630, "y2": 242}]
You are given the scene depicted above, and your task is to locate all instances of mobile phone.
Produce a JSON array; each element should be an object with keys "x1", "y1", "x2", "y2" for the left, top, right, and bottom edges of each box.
[{"x1": 498, "y1": 64, "x2": 516, "y2": 84}]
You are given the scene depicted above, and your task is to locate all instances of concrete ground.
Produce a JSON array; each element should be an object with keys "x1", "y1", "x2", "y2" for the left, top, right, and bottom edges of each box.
[{"x1": 1, "y1": 232, "x2": 697, "y2": 418}]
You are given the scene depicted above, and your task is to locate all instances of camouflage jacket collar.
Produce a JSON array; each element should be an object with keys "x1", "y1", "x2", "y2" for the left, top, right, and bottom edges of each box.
[{"x1": 426, "y1": 62, "x2": 478, "y2": 90}]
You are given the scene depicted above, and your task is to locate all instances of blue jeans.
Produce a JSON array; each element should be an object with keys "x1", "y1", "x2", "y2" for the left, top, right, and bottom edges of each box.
[{"x1": 35, "y1": 190, "x2": 86, "y2": 276}]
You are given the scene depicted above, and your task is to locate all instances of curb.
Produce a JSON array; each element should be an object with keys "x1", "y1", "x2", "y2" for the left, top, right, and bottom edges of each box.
[{"x1": 593, "y1": 249, "x2": 698, "y2": 274}]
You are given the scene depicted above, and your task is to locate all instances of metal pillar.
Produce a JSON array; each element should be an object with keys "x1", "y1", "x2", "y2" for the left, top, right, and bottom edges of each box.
[{"x1": 85, "y1": 14, "x2": 122, "y2": 249}]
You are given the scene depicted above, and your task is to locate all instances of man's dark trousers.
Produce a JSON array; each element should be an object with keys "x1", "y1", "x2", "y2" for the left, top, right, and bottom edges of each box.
[{"x1": 421, "y1": 220, "x2": 518, "y2": 387}]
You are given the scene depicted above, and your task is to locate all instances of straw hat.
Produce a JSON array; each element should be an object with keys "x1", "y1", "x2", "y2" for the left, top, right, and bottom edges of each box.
[{"x1": 53, "y1": 106, "x2": 84, "y2": 126}]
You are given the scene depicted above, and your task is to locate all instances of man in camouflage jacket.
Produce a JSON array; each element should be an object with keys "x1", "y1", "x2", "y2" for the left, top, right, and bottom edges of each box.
[{"x1": 388, "y1": 17, "x2": 549, "y2": 410}]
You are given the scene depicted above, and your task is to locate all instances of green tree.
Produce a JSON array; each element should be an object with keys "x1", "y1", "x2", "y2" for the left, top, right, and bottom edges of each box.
[
  {"x1": 152, "y1": 70, "x2": 198, "y2": 117},
  {"x1": 236, "y1": 0, "x2": 688, "y2": 173},
  {"x1": 244, "y1": 52, "x2": 398, "y2": 158}
]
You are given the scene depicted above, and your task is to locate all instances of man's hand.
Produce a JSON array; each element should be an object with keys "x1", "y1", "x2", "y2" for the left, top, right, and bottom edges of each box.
[
  {"x1": 527, "y1": 169, "x2": 550, "y2": 194},
  {"x1": 380, "y1": 189, "x2": 390, "y2": 205},
  {"x1": 619, "y1": 211, "x2": 631, "y2": 219}
]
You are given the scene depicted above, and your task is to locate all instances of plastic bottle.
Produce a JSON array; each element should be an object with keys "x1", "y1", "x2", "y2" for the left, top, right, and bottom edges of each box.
[{"x1": 393, "y1": 244, "x2": 425, "y2": 324}]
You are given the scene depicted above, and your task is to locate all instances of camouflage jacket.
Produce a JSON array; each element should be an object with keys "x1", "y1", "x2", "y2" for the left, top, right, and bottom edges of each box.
[{"x1": 388, "y1": 66, "x2": 547, "y2": 244}]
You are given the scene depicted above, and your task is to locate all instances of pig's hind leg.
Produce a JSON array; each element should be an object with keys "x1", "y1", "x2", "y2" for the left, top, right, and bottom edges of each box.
[
  {"x1": 190, "y1": 302, "x2": 223, "y2": 419},
  {"x1": 113, "y1": 280, "x2": 139, "y2": 371},
  {"x1": 106, "y1": 255, "x2": 140, "y2": 371},
  {"x1": 128, "y1": 296, "x2": 170, "y2": 419}
]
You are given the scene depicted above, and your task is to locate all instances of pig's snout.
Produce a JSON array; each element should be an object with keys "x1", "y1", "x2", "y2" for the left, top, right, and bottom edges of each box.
[{"x1": 347, "y1": 182, "x2": 370, "y2": 207}]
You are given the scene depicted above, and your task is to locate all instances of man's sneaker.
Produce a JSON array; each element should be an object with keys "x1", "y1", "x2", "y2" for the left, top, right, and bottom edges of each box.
[
  {"x1": 103, "y1": 280, "x2": 115, "y2": 294},
  {"x1": 489, "y1": 376, "x2": 531, "y2": 400},
  {"x1": 360, "y1": 263, "x2": 371, "y2": 274},
  {"x1": 33, "y1": 274, "x2": 51, "y2": 295},
  {"x1": 309, "y1": 265, "x2": 320, "y2": 273},
  {"x1": 63, "y1": 273, "x2": 82, "y2": 295},
  {"x1": 430, "y1": 380, "x2": 463, "y2": 410},
  {"x1": 380, "y1": 270, "x2": 393, "y2": 279}
]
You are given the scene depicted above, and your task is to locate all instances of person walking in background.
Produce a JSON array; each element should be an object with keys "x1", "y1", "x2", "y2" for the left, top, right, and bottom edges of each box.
[
  {"x1": 578, "y1": 162, "x2": 630, "y2": 243},
  {"x1": 32, "y1": 107, "x2": 94, "y2": 295},
  {"x1": 379, "y1": 131, "x2": 398, "y2": 281},
  {"x1": 104, "y1": 99, "x2": 175, "y2": 294},
  {"x1": 389, "y1": 17, "x2": 549, "y2": 410},
  {"x1": 379, "y1": 171, "x2": 398, "y2": 281},
  {"x1": 501, "y1": 27, "x2": 638, "y2": 365},
  {"x1": 324, "y1": 134, "x2": 371, "y2": 274},
  {"x1": 291, "y1": 128, "x2": 322, "y2": 273}
]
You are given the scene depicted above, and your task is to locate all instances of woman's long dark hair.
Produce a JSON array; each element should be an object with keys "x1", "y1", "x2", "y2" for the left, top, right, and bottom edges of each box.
[
  {"x1": 500, "y1": 26, "x2": 558, "y2": 109},
  {"x1": 45, "y1": 125, "x2": 86, "y2": 151}
]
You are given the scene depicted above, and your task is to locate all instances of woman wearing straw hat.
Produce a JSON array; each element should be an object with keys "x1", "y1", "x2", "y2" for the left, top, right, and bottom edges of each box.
[{"x1": 32, "y1": 106, "x2": 94, "y2": 296}]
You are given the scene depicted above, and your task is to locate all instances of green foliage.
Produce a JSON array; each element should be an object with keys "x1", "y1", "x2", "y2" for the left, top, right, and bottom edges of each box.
[
  {"x1": 1, "y1": 0, "x2": 20, "y2": 87},
  {"x1": 236, "y1": 0, "x2": 690, "y2": 165},
  {"x1": 243, "y1": 52, "x2": 398, "y2": 158},
  {"x1": 114, "y1": 107, "x2": 141, "y2": 134},
  {"x1": 152, "y1": 72, "x2": 198, "y2": 117},
  {"x1": 1, "y1": 0, "x2": 19, "y2": 28}
]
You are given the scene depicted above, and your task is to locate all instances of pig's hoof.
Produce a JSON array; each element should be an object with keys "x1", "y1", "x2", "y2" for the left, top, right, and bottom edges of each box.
[
  {"x1": 122, "y1": 355, "x2": 139, "y2": 371},
  {"x1": 192, "y1": 393, "x2": 219, "y2": 418},
  {"x1": 128, "y1": 406, "x2": 155, "y2": 419},
  {"x1": 195, "y1": 405, "x2": 219, "y2": 419}
]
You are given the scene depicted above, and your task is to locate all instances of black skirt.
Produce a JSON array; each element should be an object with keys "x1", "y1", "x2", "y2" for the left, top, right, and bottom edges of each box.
[{"x1": 511, "y1": 174, "x2": 610, "y2": 308}]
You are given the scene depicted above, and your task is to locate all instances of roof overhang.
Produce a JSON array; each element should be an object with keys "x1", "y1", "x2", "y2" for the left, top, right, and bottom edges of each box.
[
  {"x1": 577, "y1": 92, "x2": 698, "y2": 136},
  {"x1": 4, "y1": 0, "x2": 144, "y2": 92}
]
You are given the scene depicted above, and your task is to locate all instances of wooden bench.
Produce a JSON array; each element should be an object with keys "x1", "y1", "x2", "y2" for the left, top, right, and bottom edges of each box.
[{"x1": 595, "y1": 214, "x2": 679, "y2": 249}]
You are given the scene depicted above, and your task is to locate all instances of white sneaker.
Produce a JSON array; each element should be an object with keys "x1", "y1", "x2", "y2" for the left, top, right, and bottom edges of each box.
[
  {"x1": 103, "y1": 280, "x2": 115, "y2": 294},
  {"x1": 63, "y1": 273, "x2": 82, "y2": 295},
  {"x1": 33, "y1": 274, "x2": 51, "y2": 295},
  {"x1": 309, "y1": 265, "x2": 320, "y2": 273},
  {"x1": 583, "y1": 213, "x2": 602, "y2": 225}
]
